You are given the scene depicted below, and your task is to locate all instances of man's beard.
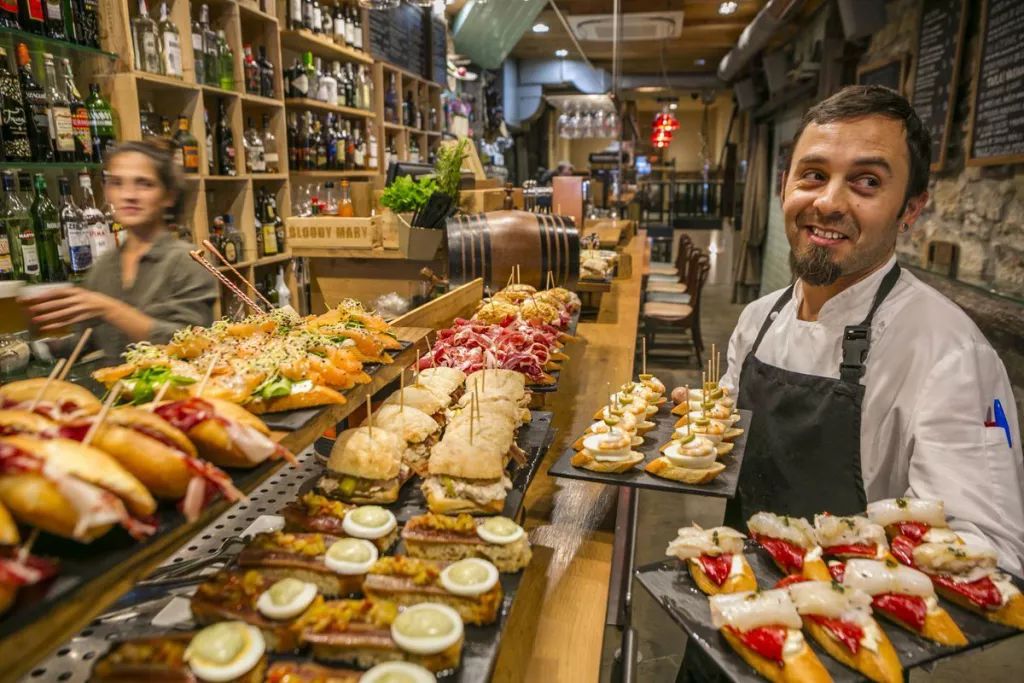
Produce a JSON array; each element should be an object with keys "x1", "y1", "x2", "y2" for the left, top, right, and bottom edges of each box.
[{"x1": 790, "y1": 245, "x2": 842, "y2": 286}]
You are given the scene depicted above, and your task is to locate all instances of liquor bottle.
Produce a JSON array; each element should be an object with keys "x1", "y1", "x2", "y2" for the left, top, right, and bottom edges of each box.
[
  {"x1": 16, "y1": 44, "x2": 53, "y2": 163},
  {"x1": 62, "y1": 59, "x2": 93, "y2": 163},
  {"x1": 160, "y1": 117, "x2": 172, "y2": 139},
  {"x1": 408, "y1": 136, "x2": 419, "y2": 164},
  {"x1": 1, "y1": 172, "x2": 39, "y2": 282},
  {"x1": 288, "y1": 0, "x2": 301, "y2": 31},
  {"x1": 86, "y1": 84, "x2": 115, "y2": 162},
  {"x1": 353, "y1": 124, "x2": 365, "y2": 169},
  {"x1": 104, "y1": 199, "x2": 124, "y2": 248},
  {"x1": 204, "y1": 109, "x2": 214, "y2": 173},
  {"x1": 200, "y1": 4, "x2": 218, "y2": 88},
  {"x1": 288, "y1": 57, "x2": 308, "y2": 98},
  {"x1": 30, "y1": 174, "x2": 63, "y2": 282},
  {"x1": 384, "y1": 73, "x2": 397, "y2": 124},
  {"x1": 259, "y1": 190, "x2": 277, "y2": 256},
  {"x1": 76, "y1": 0, "x2": 101, "y2": 48},
  {"x1": 173, "y1": 116, "x2": 199, "y2": 173},
  {"x1": 320, "y1": 181, "x2": 336, "y2": 214},
  {"x1": 403, "y1": 91, "x2": 414, "y2": 128},
  {"x1": 221, "y1": 214, "x2": 243, "y2": 263},
  {"x1": 302, "y1": 0, "x2": 314, "y2": 31},
  {"x1": 257, "y1": 46, "x2": 274, "y2": 98},
  {"x1": 366, "y1": 120, "x2": 377, "y2": 170},
  {"x1": 44, "y1": 53, "x2": 75, "y2": 162},
  {"x1": 0, "y1": 48, "x2": 32, "y2": 162},
  {"x1": 191, "y1": 10, "x2": 205, "y2": 84},
  {"x1": 261, "y1": 114, "x2": 278, "y2": 173},
  {"x1": 320, "y1": 0, "x2": 332, "y2": 36},
  {"x1": 0, "y1": 222, "x2": 12, "y2": 280},
  {"x1": 344, "y1": 63, "x2": 355, "y2": 109},
  {"x1": 253, "y1": 191, "x2": 264, "y2": 256},
  {"x1": 58, "y1": 176, "x2": 91, "y2": 277},
  {"x1": 243, "y1": 44, "x2": 259, "y2": 94},
  {"x1": 243, "y1": 117, "x2": 264, "y2": 173},
  {"x1": 19, "y1": 0, "x2": 45, "y2": 35},
  {"x1": 332, "y1": 2, "x2": 345, "y2": 45},
  {"x1": 274, "y1": 267, "x2": 290, "y2": 309},
  {"x1": 310, "y1": 118, "x2": 325, "y2": 170},
  {"x1": 133, "y1": 0, "x2": 163, "y2": 74},
  {"x1": 60, "y1": 0, "x2": 77, "y2": 43},
  {"x1": 318, "y1": 59, "x2": 337, "y2": 105},
  {"x1": 303, "y1": 52, "x2": 317, "y2": 101},
  {"x1": 323, "y1": 114, "x2": 337, "y2": 169},
  {"x1": 157, "y1": 1, "x2": 182, "y2": 78},
  {"x1": 300, "y1": 112, "x2": 312, "y2": 169},
  {"x1": 0, "y1": 0, "x2": 17, "y2": 29},
  {"x1": 80, "y1": 172, "x2": 112, "y2": 260},
  {"x1": 215, "y1": 99, "x2": 235, "y2": 176},
  {"x1": 352, "y1": 6, "x2": 363, "y2": 50},
  {"x1": 216, "y1": 30, "x2": 234, "y2": 90},
  {"x1": 312, "y1": 1, "x2": 321, "y2": 34},
  {"x1": 345, "y1": 5, "x2": 356, "y2": 47},
  {"x1": 44, "y1": 0, "x2": 65, "y2": 40},
  {"x1": 268, "y1": 191, "x2": 285, "y2": 252},
  {"x1": 340, "y1": 119, "x2": 352, "y2": 169},
  {"x1": 286, "y1": 112, "x2": 298, "y2": 169},
  {"x1": 338, "y1": 179, "x2": 353, "y2": 217}
]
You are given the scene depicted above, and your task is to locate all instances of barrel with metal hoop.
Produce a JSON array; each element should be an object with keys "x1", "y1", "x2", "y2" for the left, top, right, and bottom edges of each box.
[{"x1": 446, "y1": 210, "x2": 581, "y2": 291}]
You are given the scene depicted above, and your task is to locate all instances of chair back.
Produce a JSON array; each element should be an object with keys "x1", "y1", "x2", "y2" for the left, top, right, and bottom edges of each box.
[
  {"x1": 688, "y1": 252, "x2": 712, "y2": 318},
  {"x1": 674, "y1": 234, "x2": 695, "y2": 282}
]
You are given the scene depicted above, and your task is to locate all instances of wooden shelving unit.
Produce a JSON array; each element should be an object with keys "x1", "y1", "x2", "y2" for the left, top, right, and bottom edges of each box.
[
  {"x1": 376, "y1": 62, "x2": 444, "y2": 168},
  {"x1": 101, "y1": 0, "x2": 297, "y2": 316}
]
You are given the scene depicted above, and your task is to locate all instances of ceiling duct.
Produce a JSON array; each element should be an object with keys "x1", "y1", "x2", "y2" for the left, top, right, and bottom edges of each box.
[
  {"x1": 568, "y1": 11, "x2": 684, "y2": 42},
  {"x1": 717, "y1": 0, "x2": 806, "y2": 83}
]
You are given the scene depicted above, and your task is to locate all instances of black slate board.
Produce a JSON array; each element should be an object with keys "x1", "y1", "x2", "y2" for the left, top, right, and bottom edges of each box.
[
  {"x1": 547, "y1": 409, "x2": 750, "y2": 497},
  {"x1": 368, "y1": 3, "x2": 429, "y2": 79},
  {"x1": 635, "y1": 539, "x2": 1024, "y2": 682},
  {"x1": 261, "y1": 340, "x2": 413, "y2": 432},
  {"x1": 968, "y1": 0, "x2": 1024, "y2": 164},
  {"x1": 430, "y1": 15, "x2": 447, "y2": 86},
  {"x1": 0, "y1": 456, "x2": 281, "y2": 641},
  {"x1": 910, "y1": 0, "x2": 967, "y2": 169}
]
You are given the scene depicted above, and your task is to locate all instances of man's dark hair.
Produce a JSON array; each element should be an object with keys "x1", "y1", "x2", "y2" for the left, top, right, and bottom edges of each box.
[{"x1": 790, "y1": 85, "x2": 932, "y2": 209}]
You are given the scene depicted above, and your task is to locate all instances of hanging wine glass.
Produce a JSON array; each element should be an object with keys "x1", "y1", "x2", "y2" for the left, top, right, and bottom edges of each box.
[
  {"x1": 569, "y1": 106, "x2": 583, "y2": 139},
  {"x1": 557, "y1": 108, "x2": 571, "y2": 139},
  {"x1": 593, "y1": 109, "x2": 606, "y2": 138},
  {"x1": 606, "y1": 110, "x2": 620, "y2": 138},
  {"x1": 580, "y1": 110, "x2": 594, "y2": 139}
]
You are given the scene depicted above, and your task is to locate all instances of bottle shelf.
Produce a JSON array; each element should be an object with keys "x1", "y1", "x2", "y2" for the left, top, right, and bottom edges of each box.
[
  {"x1": 201, "y1": 83, "x2": 243, "y2": 97},
  {"x1": 279, "y1": 29, "x2": 373, "y2": 65},
  {"x1": 289, "y1": 169, "x2": 377, "y2": 178},
  {"x1": 251, "y1": 172, "x2": 289, "y2": 180},
  {"x1": 133, "y1": 71, "x2": 200, "y2": 92},
  {"x1": 242, "y1": 92, "x2": 284, "y2": 107},
  {"x1": 0, "y1": 25, "x2": 116, "y2": 60},
  {"x1": 284, "y1": 97, "x2": 374, "y2": 118},
  {"x1": 237, "y1": 3, "x2": 280, "y2": 25},
  {"x1": 0, "y1": 161, "x2": 103, "y2": 172}
]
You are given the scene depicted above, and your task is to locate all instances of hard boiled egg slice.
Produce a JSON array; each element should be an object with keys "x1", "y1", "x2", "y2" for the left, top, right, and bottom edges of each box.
[
  {"x1": 439, "y1": 558, "x2": 499, "y2": 597},
  {"x1": 391, "y1": 603, "x2": 464, "y2": 655},
  {"x1": 360, "y1": 661, "x2": 437, "y2": 683},
  {"x1": 256, "y1": 578, "x2": 317, "y2": 620},
  {"x1": 184, "y1": 621, "x2": 265, "y2": 683},
  {"x1": 476, "y1": 516, "x2": 525, "y2": 545},
  {"x1": 343, "y1": 505, "x2": 398, "y2": 539},
  {"x1": 325, "y1": 537, "x2": 379, "y2": 575}
]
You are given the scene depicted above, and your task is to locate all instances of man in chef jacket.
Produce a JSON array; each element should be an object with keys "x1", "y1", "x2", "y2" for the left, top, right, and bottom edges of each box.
[{"x1": 719, "y1": 85, "x2": 1024, "y2": 572}]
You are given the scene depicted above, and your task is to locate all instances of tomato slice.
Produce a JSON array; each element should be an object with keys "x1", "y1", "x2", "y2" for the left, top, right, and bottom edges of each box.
[
  {"x1": 933, "y1": 574, "x2": 1003, "y2": 610},
  {"x1": 889, "y1": 535, "x2": 917, "y2": 567},
  {"x1": 808, "y1": 614, "x2": 863, "y2": 655},
  {"x1": 823, "y1": 543, "x2": 877, "y2": 558},
  {"x1": 873, "y1": 593, "x2": 927, "y2": 631},
  {"x1": 893, "y1": 521, "x2": 929, "y2": 543},
  {"x1": 697, "y1": 554, "x2": 733, "y2": 587},
  {"x1": 752, "y1": 534, "x2": 805, "y2": 573},
  {"x1": 727, "y1": 625, "x2": 787, "y2": 663}
]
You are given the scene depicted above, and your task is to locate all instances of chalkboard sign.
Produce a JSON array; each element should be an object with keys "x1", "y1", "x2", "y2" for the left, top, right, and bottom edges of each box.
[
  {"x1": 431, "y1": 16, "x2": 447, "y2": 86},
  {"x1": 910, "y1": 0, "x2": 967, "y2": 171},
  {"x1": 368, "y1": 3, "x2": 429, "y2": 79},
  {"x1": 968, "y1": 0, "x2": 1024, "y2": 166},
  {"x1": 857, "y1": 56, "x2": 906, "y2": 94}
]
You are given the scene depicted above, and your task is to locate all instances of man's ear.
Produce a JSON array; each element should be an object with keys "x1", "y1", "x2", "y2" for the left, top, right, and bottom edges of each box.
[
  {"x1": 899, "y1": 191, "x2": 929, "y2": 228},
  {"x1": 779, "y1": 171, "x2": 787, "y2": 203}
]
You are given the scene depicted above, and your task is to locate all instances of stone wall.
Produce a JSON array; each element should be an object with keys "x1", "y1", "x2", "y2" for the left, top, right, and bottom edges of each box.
[{"x1": 865, "y1": 0, "x2": 1024, "y2": 298}]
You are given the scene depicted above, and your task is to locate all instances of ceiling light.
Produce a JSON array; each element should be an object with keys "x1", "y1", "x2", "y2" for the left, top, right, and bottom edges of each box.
[
  {"x1": 634, "y1": 86, "x2": 665, "y2": 93},
  {"x1": 669, "y1": 102, "x2": 678, "y2": 110},
  {"x1": 719, "y1": 1, "x2": 738, "y2": 15},
  {"x1": 694, "y1": 58, "x2": 706, "y2": 66},
  {"x1": 533, "y1": 23, "x2": 550, "y2": 33},
  {"x1": 555, "y1": 49, "x2": 569, "y2": 58}
]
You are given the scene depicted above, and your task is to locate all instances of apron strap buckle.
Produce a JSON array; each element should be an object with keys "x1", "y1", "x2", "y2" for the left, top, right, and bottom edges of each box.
[{"x1": 840, "y1": 324, "x2": 871, "y2": 384}]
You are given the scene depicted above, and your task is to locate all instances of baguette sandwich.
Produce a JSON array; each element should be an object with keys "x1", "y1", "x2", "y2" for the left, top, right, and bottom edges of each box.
[
  {"x1": 0, "y1": 409, "x2": 56, "y2": 438},
  {"x1": 0, "y1": 378, "x2": 102, "y2": 420},
  {"x1": 361, "y1": 404, "x2": 440, "y2": 477},
  {"x1": 416, "y1": 367, "x2": 466, "y2": 404},
  {"x1": 317, "y1": 427, "x2": 407, "y2": 504},
  {"x1": 381, "y1": 386, "x2": 448, "y2": 425},
  {"x1": 0, "y1": 501, "x2": 57, "y2": 616},
  {"x1": 665, "y1": 525, "x2": 756, "y2": 594},
  {"x1": 401, "y1": 512, "x2": 532, "y2": 572},
  {"x1": 710, "y1": 588, "x2": 831, "y2": 683},
  {"x1": 421, "y1": 437, "x2": 509, "y2": 516}
]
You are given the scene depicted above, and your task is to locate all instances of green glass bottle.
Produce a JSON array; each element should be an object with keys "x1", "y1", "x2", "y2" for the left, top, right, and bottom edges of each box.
[
  {"x1": 31, "y1": 173, "x2": 63, "y2": 282},
  {"x1": 217, "y1": 29, "x2": 234, "y2": 91},
  {"x1": 1, "y1": 171, "x2": 40, "y2": 283}
]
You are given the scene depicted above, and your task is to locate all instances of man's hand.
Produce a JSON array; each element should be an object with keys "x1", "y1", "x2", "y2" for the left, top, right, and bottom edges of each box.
[{"x1": 21, "y1": 286, "x2": 117, "y2": 331}]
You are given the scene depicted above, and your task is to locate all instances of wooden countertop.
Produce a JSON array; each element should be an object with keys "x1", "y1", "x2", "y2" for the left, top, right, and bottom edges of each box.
[{"x1": 494, "y1": 232, "x2": 647, "y2": 682}]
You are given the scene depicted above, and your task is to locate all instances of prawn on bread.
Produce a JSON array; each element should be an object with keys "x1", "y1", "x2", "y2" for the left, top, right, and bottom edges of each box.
[
  {"x1": 840, "y1": 558, "x2": 967, "y2": 645},
  {"x1": 571, "y1": 419, "x2": 644, "y2": 473},
  {"x1": 0, "y1": 378, "x2": 101, "y2": 421},
  {"x1": 788, "y1": 580, "x2": 902, "y2": 683},
  {"x1": 317, "y1": 427, "x2": 408, "y2": 504},
  {"x1": 574, "y1": 409, "x2": 644, "y2": 450},
  {"x1": 710, "y1": 588, "x2": 831, "y2": 683},
  {"x1": 0, "y1": 434, "x2": 156, "y2": 541},
  {"x1": 910, "y1": 542, "x2": 1024, "y2": 630},
  {"x1": 646, "y1": 430, "x2": 725, "y2": 484},
  {"x1": 665, "y1": 525, "x2": 756, "y2": 595},
  {"x1": 748, "y1": 512, "x2": 831, "y2": 581},
  {"x1": 402, "y1": 512, "x2": 532, "y2": 572},
  {"x1": 361, "y1": 404, "x2": 441, "y2": 477}
]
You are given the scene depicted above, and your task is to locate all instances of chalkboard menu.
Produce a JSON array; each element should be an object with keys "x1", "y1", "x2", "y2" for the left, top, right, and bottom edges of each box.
[
  {"x1": 369, "y1": 3, "x2": 428, "y2": 79},
  {"x1": 857, "y1": 56, "x2": 905, "y2": 94},
  {"x1": 910, "y1": 0, "x2": 967, "y2": 170},
  {"x1": 968, "y1": 0, "x2": 1024, "y2": 165},
  {"x1": 431, "y1": 16, "x2": 447, "y2": 85}
]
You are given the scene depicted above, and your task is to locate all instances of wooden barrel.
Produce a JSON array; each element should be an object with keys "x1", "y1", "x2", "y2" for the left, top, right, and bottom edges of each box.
[{"x1": 446, "y1": 210, "x2": 580, "y2": 291}]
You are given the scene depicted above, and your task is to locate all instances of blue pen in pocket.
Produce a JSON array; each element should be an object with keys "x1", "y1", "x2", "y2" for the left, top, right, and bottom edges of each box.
[{"x1": 993, "y1": 399, "x2": 1012, "y2": 448}]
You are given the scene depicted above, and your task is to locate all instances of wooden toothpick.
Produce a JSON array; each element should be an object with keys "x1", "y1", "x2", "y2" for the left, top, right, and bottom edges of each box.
[
  {"x1": 28, "y1": 359, "x2": 66, "y2": 411},
  {"x1": 506, "y1": 269, "x2": 515, "y2": 289},
  {"x1": 58, "y1": 328, "x2": 92, "y2": 381},
  {"x1": 149, "y1": 380, "x2": 171, "y2": 409},
  {"x1": 83, "y1": 382, "x2": 123, "y2": 446},
  {"x1": 641, "y1": 337, "x2": 647, "y2": 375},
  {"x1": 196, "y1": 354, "x2": 220, "y2": 398},
  {"x1": 16, "y1": 528, "x2": 39, "y2": 564},
  {"x1": 415, "y1": 350, "x2": 421, "y2": 383},
  {"x1": 366, "y1": 395, "x2": 373, "y2": 437},
  {"x1": 400, "y1": 371, "x2": 405, "y2": 411}
]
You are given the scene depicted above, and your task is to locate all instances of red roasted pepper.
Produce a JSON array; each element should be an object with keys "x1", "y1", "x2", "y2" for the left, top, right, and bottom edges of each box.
[
  {"x1": 727, "y1": 625, "x2": 788, "y2": 663},
  {"x1": 752, "y1": 534, "x2": 805, "y2": 573},
  {"x1": 808, "y1": 615, "x2": 864, "y2": 655},
  {"x1": 697, "y1": 554, "x2": 733, "y2": 587},
  {"x1": 873, "y1": 593, "x2": 927, "y2": 631}
]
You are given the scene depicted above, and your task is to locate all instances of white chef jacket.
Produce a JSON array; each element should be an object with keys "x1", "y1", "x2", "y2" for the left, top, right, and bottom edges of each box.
[{"x1": 722, "y1": 255, "x2": 1024, "y2": 573}]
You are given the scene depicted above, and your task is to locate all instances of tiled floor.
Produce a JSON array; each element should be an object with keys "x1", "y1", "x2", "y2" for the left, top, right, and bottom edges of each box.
[{"x1": 599, "y1": 228, "x2": 1024, "y2": 682}]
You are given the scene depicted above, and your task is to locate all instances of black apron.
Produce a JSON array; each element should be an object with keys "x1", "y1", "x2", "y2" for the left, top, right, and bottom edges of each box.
[{"x1": 677, "y1": 263, "x2": 902, "y2": 682}]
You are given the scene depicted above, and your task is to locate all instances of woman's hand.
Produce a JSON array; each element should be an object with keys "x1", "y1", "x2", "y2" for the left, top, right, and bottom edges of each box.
[{"x1": 21, "y1": 287, "x2": 117, "y2": 331}]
